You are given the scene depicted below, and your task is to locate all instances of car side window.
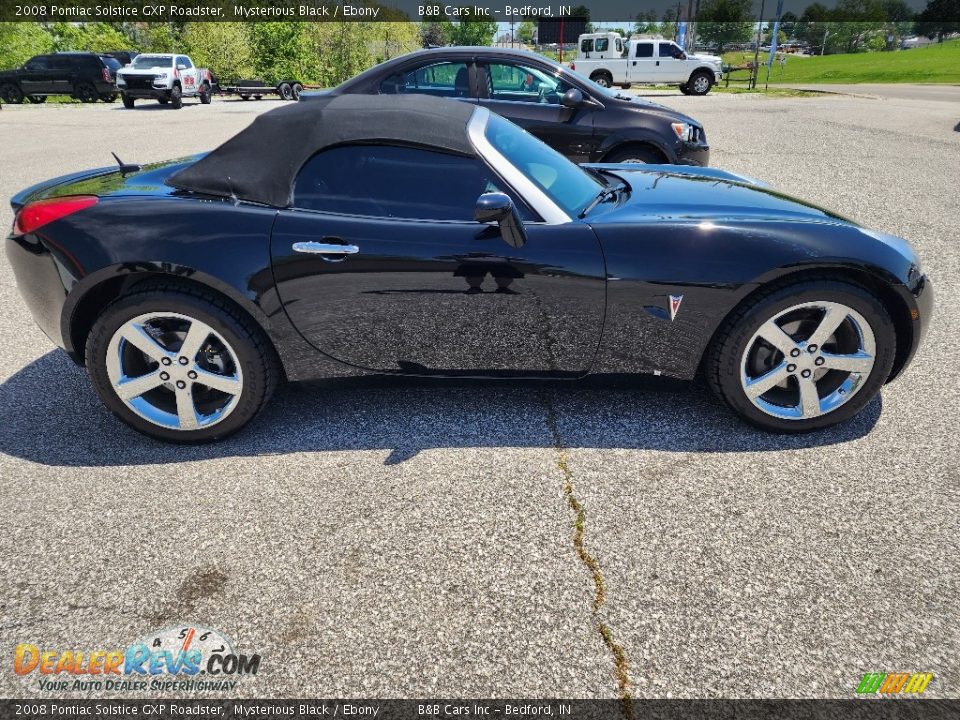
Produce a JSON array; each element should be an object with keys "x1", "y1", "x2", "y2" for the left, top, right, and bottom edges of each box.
[
  {"x1": 177, "y1": 56, "x2": 193, "y2": 69},
  {"x1": 294, "y1": 145, "x2": 530, "y2": 221},
  {"x1": 24, "y1": 56, "x2": 49, "y2": 70},
  {"x1": 580, "y1": 39, "x2": 593, "y2": 53},
  {"x1": 483, "y1": 62, "x2": 573, "y2": 105},
  {"x1": 595, "y1": 38, "x2": 609, "y2": 52},
  {"x1": 379, "y1": 61, "x2": 471, "y2": 98},
  {"x1": 660, "y1": 42, "x2": 683, "y2": 59},
  {"x1": 635, "y1": 43, "x2": 654, "y2": 58}
]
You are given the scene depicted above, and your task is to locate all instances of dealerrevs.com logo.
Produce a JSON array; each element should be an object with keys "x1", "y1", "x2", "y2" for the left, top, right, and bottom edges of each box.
[
  {"x1": 856, "y1": 672, "x2": 934, "y2": 695},
  {"x1": 14, "y1": 625, "x2": 261, "y2": 692}
]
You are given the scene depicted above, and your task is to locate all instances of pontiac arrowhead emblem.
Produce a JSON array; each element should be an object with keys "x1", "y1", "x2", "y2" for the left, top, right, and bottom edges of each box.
[{"x1": 669, "y1": 295, "x2": 683, "y2": 321}]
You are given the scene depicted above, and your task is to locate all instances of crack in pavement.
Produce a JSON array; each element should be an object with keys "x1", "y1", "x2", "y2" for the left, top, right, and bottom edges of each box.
[{"x1": 542, "y1": 391, "x2": 634, "y2": 718}]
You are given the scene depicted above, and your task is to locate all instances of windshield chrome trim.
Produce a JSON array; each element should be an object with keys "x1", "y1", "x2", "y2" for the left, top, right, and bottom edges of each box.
[{"x1": 466, "y1": 107, "x2": 571, "y2": 225}]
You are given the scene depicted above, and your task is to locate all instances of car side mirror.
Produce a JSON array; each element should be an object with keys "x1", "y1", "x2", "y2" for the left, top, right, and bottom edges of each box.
[
  {"x1": 561, "y1": 88, "x2": 585, "y2": 109},
  {"x1": 475, "y1": 193, "x2": 526, "y2": 249}
]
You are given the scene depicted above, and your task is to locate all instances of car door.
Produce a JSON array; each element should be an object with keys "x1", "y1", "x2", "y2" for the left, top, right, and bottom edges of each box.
[
  {"x1": 176, "y1": 55, "x2": 198, "y2": 94},
  {"x1": 475, "y1": 60, "x2": 597, "y2": 164},
  {"x1": 628, "y1": 42, "x2": 657, "y2": 82},
  {"x1": 18, "y1": 56, "x2": 52, "y2": 94},
  {"x1": 656, "y1": 42, "x2": 688, "y2": 83},
  {"x1": 269, "y1": 143, "x2": 606, "y2": 376}
]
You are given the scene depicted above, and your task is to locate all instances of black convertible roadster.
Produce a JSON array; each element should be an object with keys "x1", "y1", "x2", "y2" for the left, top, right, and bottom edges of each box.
[{"x1": 7, "y1": 95, "x2": 932, "y2": 442}]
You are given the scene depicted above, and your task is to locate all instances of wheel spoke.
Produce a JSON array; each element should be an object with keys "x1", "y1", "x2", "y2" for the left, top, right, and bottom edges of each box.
[
  {"x1": 114, "y1": 370, "x2": 165, "y2": 400},
  {"x1": 175, "y1": 388, "x2": 199, "y2": 430},
  {"x1": 192, "y1": 368, "x2": 242, "y2": 395},
  {"x1": 757, "y1": 319, "x2": 798, "y2": 357},
  {"x1": 744, "y1": 363, "x2": 790, "y2": 399},
  {"x1": 178, "y1": 320, "x2": 213, "y2": 363},
  {"x1": 820, "y1": 351, "x2": 873, "y2": 374},
  {"x1": 119, "y1": 322, "x2": 169, "y2": 363},
  {"x1": 807, "y1": 306, "x2": 847, "y2": 348},
  {"x1": 797, "y1": 376, "x2": 821, "y2": 418}
]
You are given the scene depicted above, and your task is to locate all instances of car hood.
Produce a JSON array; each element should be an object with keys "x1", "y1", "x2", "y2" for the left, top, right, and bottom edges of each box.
[
  {"x1": 609, "y1": 93, "x2": 703, "y2": 126},
  {"x1": 118, "y1": 67, "x2": 169, "y2": 75},
  {"x1": 586, "y1": 166, "x2": 855, "y2": 225}
]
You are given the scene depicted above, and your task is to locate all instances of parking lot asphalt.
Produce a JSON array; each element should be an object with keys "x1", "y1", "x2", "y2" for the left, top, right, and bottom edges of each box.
[{"x1": 0, "y1": 92, "x2": 957, "y2": 699}]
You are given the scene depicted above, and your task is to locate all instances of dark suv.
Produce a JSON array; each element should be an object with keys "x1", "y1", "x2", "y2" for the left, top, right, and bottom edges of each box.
[
  {"x1": 0, "y1": 52, "x2": 118, "y2": 104},
  {"x1": 322, "y1": 47, "x2": 710, "y2": 166}
]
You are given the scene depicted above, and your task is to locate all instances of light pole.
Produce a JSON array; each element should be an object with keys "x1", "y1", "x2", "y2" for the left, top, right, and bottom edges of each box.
[{"x1": 751, "y1": 0, "x2": 766, "y2": 89}]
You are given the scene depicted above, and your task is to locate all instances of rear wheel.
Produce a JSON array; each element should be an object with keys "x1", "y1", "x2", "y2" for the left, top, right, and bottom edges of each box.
[
  {"x1": 75, "y1": 82, "x2": 98, "y2": 103},
  {"x1": 604, "y1": 145, "x2": 662, "y2": 164},
  {"x1": 199, "y1": 82, "x2": 212, "y2": 104},
  {"x1": 169, "y1": 85, "x2": 182, "y2": 109},
  {"x1": 291, "y1": 83, "x2": 303, "y2": 100},
  {"x1": 28, "y1": 95, "x2": 47, "y2": 104},
  {"x1": 86, "y1": 286, "x2": 279, "y2": 443},
  {"x1": 121, "y1": 93, "x2": 135, "y2": 109},
  {"x1": 1, "y1": 83, "x2": 25, "y2": 104},
  {"x1": 278, "y1": 82, "x2": 293, "y2": 100},
  {"x1": 590, "y1": 71, "x2": 613, "y2": 88},
  {"x1": 99, "y1": 93, "x2": 117, "y2": 103},
  {"x1": 688, "y1": 71, "x2": 713, "y2": 96},
  {"x1": 707, "y1": 279, "x2": 896, "y2": 432}
]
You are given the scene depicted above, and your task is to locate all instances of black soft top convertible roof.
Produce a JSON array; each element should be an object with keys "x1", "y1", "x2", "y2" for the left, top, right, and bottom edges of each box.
[{"x1": 167, "y1": 94, "x2": 478, "y2": 208}]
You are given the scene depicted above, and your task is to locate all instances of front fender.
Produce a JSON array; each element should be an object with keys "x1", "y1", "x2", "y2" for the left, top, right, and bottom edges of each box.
[{"x1": 594, "y1": 129, "x2": 675, "y2": 163}]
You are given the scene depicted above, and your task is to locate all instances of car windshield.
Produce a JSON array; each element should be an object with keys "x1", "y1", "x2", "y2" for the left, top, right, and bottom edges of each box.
[
  {"x1": 483, "y1": 113, "x2": 602, "y2": 217},
  {"x1": 100, "y1": 56, "x2": 122, "y2": 71},
  {"x1": 131, "y1": 55, "x2": 171, "y2": 69}
]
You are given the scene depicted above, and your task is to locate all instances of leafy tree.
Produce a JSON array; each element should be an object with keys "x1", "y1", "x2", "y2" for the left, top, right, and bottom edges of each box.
[
  {"x1": 915, "y1": 0, "x2": 960, "y2": 41},
  {"x1": 696, "y1": 0, "x2": 755, "y2": 51},
  {"x1": 0, "y1": 23, "x2": 55, "y2": 69},
  {"x1": 371, "y1": 22, "x2": 421, "y2": 62},
  {"x1": 248, "y1": 22, "x2": 309, "y2": 83},
  {"x1": 517, "y1": 20, "x2": 536, "y2": 43},
  {"x1": 420, "y1": 21, "x2": 451, "y2": 47},
  {"x1": 48, "y1": 22, "x2": 130, "y2": 52},
  {"x1": 140, "y1": 23, "x2": 184, "y2": 53},
  {"x1": 448, "y1": 18, "x2": 498, "y2": 46},
  {"x1": 182, "y1": 23, "x2": 254, "y2": 84},
  {"x1": 634, "y1": 10, "x2": 659, "y2": 34}
]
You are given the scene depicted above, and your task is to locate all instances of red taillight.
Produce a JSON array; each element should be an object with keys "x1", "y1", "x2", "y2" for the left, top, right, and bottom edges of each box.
[
  {"x1": 13, "y1": 196, "x2": 98, "y2": 237},
  {"x1": 102, "y1": 67, "x2": 111, "y2": 82}
]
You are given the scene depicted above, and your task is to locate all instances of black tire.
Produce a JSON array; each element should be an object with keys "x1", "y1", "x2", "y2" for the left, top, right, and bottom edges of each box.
[
  {"x1": 28, "y1": 95, "x2": 47, "y2": 104},
  {"x1": 679, "y1": 83, "x2": 693, "y2": 95},
  {"x1": 604, "y1": 145, "x2": 663, "y2": 164},
  {"x1": 291, "y1": 83, "x2": 303, "y2": 100},
  {"x1": 688, "y1": 71, "x2": 713, "y2": 95},
  {"x1": 86, "y1": 284, "x2": 280, "y2": 443},
  {"x1": 278, "y1": 82, "x2": 292, "y2": 100},
  {"x1": 620, "y1": 83, "x2": 631, "y2": 90},
  {"x1": 99, "y1": 93, "x2": 117, "y2": 103},
  {"x1": 199, "y1": 83, "x2": 212, "y2": 104},
  {"x1": 240, "y1": 94, "x2": 250, "y2": 101},
  {"x1": 157, "y1": 97, "x2": 169, "y2": 105},
  {"x1": 1, "y1": 83, "x2": 25, "y2": 104},
  {"x1": 121, "y1": 93, "x2": 135, "y2": 109},
  {"x1": 75, "y1": 82, "x2": 98, "y2": 103},
  {"x1": 706, "y1": 279, "x2": 896, "y2": 433},
  {"x1": 254, "y1": 94, "x2": 263, "y2": 100},
  {"x1": 590, "y1": 72, "x2": 613, "y2": 88},
  {"x1": 169, "y1": 85, "x2": 182, "y2": 109}
]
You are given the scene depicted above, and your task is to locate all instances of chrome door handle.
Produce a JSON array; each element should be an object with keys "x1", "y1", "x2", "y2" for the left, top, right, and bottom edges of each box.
[{"x1": 292, "y1": 241, "x2": 360, "y2": 255}]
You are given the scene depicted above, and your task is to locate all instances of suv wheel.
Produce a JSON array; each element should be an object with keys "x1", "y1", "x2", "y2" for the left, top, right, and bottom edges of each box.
[
  {"x1": 28, "y1": 95, "x2": 47, "y2": 104},
  {"x1": 590, "y1": 71, "x2": 613, "y2": 88},
  {"x1": 0, "y1": 83, "x2": 25, "y2": 104},
  {"x1": 74, "y1": 82, "x2": 98, "y2": 103},
  {"x1": 688, "y1": 71, "x2": 713, "y2": 96},
  {"x1": 169, "y1": 85, "x2": 182, "y2": 109},
  {"x1": 99, "y1": 93, "x2": 117, "y2": 103}
]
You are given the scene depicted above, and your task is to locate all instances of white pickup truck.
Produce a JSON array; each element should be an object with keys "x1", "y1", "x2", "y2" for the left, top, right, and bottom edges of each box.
[
  {"x1": 569, "y1": 33, "x2": 723, "y2": 95},
  {"x1": 116, "y1": 53, "x2": 212, "y2": 109}
]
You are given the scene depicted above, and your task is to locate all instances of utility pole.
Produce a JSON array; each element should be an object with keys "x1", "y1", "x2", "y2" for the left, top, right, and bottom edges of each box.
[{"x1": 751, "y1": 0, "x2": 766, "y2": 89}]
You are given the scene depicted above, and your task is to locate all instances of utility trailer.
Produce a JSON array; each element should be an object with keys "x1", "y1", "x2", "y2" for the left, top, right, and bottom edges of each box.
[{"x1": 219, "y1": 79, "x2": 306, "y2": 101}]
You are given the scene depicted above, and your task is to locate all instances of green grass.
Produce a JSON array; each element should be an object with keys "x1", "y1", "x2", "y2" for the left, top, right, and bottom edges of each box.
[{"x1": 722, "y1": 39, "x2": 960, "y2": 85}]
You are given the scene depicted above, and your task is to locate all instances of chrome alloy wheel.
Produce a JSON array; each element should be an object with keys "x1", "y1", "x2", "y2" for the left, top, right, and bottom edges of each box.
[
  {"x1": 739, "y1": 301, "x2": 876, "y2": 421},
  {"x1": 105, "y1": 312, "x2": 244, "y2": 431},
  {"x1": 692, "y1": 75, "x2": 710, "y2": 94}
]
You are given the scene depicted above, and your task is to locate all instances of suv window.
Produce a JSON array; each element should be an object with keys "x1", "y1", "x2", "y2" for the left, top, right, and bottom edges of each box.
[
  {"x1": 635, "y1": 43, "x2": 654, "y2": 58},
  {"x1": 24, "y1": 56, "x2": 50, "y2": 70},
  {"x1": 483, "y1": 62, "x2": 574, "y2": 105},
  {"x1": 379, "y1": 61, "x2": 471, "y2": 97},
  {"x1": 294, "y1": 145, "x2": 519, "y2": 221}
]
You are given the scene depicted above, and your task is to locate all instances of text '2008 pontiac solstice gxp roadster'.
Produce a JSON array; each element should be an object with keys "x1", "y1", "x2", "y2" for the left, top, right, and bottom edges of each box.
[{"x1": 7, "y1": 95, "x2": 932, "y2": 442}]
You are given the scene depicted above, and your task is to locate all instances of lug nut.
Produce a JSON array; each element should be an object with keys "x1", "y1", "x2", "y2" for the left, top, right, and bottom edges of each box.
[
  {"x1": 178, "y1": 356, "x2": 189, "y2": 365},
  {"x1": 161, "y1": 357, "x2": 172, "y2": 366},
  {"x1": 188, "y1": 370, "x2": 198, "y2": 379},
  {"x1": 176, "y1": 380, "x2": 186, "y2": 389},
  {"x1": 815, "y1": 357, "x2": 825, "y2": 366},
  {"x1": 790, "y1": 348, "x2": 801, "y2": 357},
  {"x1": 801, "y1": 369, "x2": 812, "y2": 378},
  {"x1": 808, "y1": 344, "x2": 818, "y2": 353},
  {"x1": 787, "y1": 364, "x2": 797, "y2": 372},
  {"x1": 159, "y1": 371, "x2": 169, "y2": 381}
]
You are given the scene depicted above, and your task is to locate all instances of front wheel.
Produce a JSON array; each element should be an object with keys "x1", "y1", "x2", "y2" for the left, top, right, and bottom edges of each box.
[
  {"x1": 169, "y1": 85, "x2": 182, "y2": 109},
  {"x1": 707, "y1": 280, "x2": 896, "y2": 433},
  {"x1": 590, "y1": 72, "x2": 612, "y2": 88},
  {"x1": 604, "y1": 145, "x2": 662, "y2": 164},
  {"x1": 1, "y1": 83, "x2": 25, "y2": 104},
  {"x1": 86, "y1": 286, "x2": 279, "y2": 443},
  {"x1": 679, "y1": 83, "x2": 693, "y2": 95},
  {"x1": 121, "y1": 93, "x2": 135, "y2": 109},
  {"x1": 688, "y1": 71, "x2": 713, "y2": 96},
  {"x1": 278, "y1": 82, "x2": 293, "y2": 100},
  {"x1": 199, "y1": 83, "x2": 212, "y2": 104}
]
